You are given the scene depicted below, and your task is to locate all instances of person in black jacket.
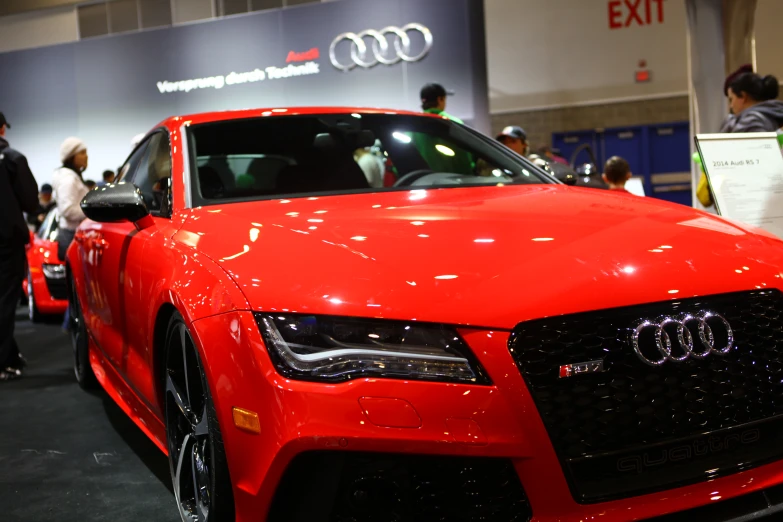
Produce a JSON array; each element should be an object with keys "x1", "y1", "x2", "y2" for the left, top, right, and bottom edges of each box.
[{"x1": 0, "y1": 112, "x2": 39, "y2": 381}]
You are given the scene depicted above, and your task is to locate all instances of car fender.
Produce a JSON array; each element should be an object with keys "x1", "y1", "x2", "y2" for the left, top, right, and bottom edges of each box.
[
  {"x1": 139, "y1": 229, "x2": 251, "y2": 413},
  {"x1": 144, "y1": 229, "x2": 251, "y2": 334}
]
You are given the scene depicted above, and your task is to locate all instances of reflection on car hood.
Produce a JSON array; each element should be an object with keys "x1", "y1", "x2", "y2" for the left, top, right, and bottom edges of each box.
[{"x1": 176, "y1": 185, "x2": 783, "y2": 329}]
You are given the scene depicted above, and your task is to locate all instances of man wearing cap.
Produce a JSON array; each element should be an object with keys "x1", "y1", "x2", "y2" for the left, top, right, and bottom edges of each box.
[
  {"x1": 496, "y1": 126, "x2": 529, "y2": 157},
  {"x1": 412, "y1": 83, "x2": 474, "y2": 176},
  {"x1": 97, "y1": 170, "x2": 115, "y2": 188},
  {"x1": 420, "y1": 83, "x2": 463, "y2": 123},
  {"x1": 26, "y1": 183, "x2": 57, "y2": 226},
  {"x1": 38, "y1": 184, "x2": 56, "y2": 212},
  {"x1": 0, "y1": 112, "x2": 39, "y2": 381}
]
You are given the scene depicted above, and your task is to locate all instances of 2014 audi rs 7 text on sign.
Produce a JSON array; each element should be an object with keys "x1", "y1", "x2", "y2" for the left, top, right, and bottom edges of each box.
[{"x1": 67, "y1": 107, "x2": 783, "y2": 522}]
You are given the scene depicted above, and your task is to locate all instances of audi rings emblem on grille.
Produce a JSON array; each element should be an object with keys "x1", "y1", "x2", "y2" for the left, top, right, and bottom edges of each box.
[
  {"x1": 329, "y1": 23, "x2": 433, "y2": 71},
  {"x1": 630, "y1": 311, "x2": 734, "y2": 366}
]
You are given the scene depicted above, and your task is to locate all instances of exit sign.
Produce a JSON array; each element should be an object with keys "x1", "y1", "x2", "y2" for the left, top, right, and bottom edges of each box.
[
  {"x1": 635, "y1": 70, "x2": 651, "y2": 82},
  {"x1": 608, "y1": 0, "x2": 666, "y2": 30}
]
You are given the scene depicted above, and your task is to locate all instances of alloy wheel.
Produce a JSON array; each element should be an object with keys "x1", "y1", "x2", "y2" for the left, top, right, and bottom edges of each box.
[
  {"x1": 69, "y1": 278, "x2": 96, "y2": 388},
  {"x1": 166, "y1": 323, "x2": 213, "y2": 522}
]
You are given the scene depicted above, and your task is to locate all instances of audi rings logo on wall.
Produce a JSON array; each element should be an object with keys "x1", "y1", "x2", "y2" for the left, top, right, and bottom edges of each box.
[
  {"x1": 631, "y1": 311, "x2": 735, "y2": 366},
  {"x1": 329, "y1": 23, "x2": 433, "y2": 71}
]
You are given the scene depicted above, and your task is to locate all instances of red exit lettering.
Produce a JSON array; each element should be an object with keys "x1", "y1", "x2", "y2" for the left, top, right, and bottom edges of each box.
[{"x1": 609, "y1": 0, "x2": 665, "y2": 29}]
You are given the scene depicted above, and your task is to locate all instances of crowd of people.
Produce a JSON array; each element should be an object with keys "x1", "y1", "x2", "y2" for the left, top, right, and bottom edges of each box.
[
  {"x1": 0, "y1": 117, "x2": 118, "y2": 381},
  {"x1": 418, "y1": 71, "x2": 783, "y2": 198},
  {"x1": 417, "y1": 82, "x2": 637, "y2": 192}
]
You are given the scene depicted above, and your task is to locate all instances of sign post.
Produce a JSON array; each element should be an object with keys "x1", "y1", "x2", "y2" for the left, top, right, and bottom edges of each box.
[{"x1": 696, "y1": 132, "x2": 783, "y2": 238}]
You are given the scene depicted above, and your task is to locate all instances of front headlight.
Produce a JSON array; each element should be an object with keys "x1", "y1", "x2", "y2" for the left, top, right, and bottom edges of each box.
[
  {"x1": 42, "y1": 263, "x2": 66, "y2": 279},
  {"x1": 255, "y1": 314, "x2": 490, "y2": 384}
]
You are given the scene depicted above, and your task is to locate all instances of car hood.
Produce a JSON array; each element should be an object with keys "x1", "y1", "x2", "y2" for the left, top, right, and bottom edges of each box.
[{"x1": 176, "y1": 185, "x2": 783, "y2": 329}]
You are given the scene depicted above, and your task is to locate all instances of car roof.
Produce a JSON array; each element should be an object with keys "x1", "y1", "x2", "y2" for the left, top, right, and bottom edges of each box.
[{"x1": 157, "y1": 106, "x2": 444, "y2": 129}]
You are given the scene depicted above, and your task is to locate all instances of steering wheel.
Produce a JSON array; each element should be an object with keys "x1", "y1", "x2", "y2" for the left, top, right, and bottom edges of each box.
[{"x1": 393, "y1": 169, "x2": 435, "y2": 187}]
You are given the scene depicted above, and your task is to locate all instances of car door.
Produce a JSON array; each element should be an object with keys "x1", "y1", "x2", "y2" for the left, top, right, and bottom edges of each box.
[
  {"x1": 118, "y1": 131, "x2": 176, "y2": 409},
  {"x1": 80, "y1": 140, "x2": 150, "y2": 373}
]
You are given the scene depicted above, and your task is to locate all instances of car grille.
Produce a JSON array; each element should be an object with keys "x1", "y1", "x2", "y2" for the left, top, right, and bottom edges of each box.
[
  {"x1": 508, "y1": 290, "x2": 783, "y2": 503},
  {"x1": 268, "y1": 452, "x2": 532, "y2": 522},
  {"x1": 45, "y1": 278, "x2": 68, "y2": 301}
]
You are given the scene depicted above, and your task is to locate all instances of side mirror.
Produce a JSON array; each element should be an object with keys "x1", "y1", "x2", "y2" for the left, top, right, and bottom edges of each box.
[
  {"x1": 563, "y1": 174, "x2": 578, "y2": 186},
  {"x1": 81, "y1": 182, "x2": 150, "y2": 224}
]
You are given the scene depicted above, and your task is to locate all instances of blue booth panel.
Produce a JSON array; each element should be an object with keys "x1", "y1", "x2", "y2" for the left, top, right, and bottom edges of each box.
[
  {"x1": 647, "y1": 123, "x2": 692, "y2": 206},
  {"x1": 601, "y1": 126, "x2": 649, "y2": 193},
  {"x1": 553, "y1": 130, "x2": 598, "y2": 167},
  {"x1": 553, "y1": 121, "x2": 692, "y2": 206}
]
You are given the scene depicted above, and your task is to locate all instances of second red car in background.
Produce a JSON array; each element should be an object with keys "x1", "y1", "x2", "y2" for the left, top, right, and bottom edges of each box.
[{"x1": 25, "y1": 209, "x2": 67, "y2": 322}]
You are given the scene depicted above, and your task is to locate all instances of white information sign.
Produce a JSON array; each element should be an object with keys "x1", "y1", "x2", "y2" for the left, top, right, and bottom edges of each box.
[{"x1": 696, "y1": 132, "x2": 783, "y2": 239}]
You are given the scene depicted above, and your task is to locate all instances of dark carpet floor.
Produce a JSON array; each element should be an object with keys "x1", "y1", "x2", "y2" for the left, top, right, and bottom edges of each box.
[{"x1": 0, "y1": 308, "x2": 178, "y2": 522}]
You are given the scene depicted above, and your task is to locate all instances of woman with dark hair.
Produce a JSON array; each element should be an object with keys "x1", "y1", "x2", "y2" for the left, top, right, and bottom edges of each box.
[
  {"x1": 720, "y1": 72, "x2": 783, "y2": 133},
  {"x1": 52, "y1": 137, "x2": 90, "y2": 262},
  {"x1": 52, "y1": 137, "x2": 90, "y2": 332}
]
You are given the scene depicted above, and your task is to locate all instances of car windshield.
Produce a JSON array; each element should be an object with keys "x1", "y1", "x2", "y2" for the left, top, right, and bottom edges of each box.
[
  {"x1": 36, "y1": 209, "x2": 59, "y2": 242},
  {"x1": 188, "y1": 113, "x2": 553, "y2": 204}
]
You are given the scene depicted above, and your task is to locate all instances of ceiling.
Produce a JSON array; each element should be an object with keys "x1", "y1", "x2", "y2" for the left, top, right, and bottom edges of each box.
[{"x1": 1, "y1": 0, "x2": 87, "y2": 17}]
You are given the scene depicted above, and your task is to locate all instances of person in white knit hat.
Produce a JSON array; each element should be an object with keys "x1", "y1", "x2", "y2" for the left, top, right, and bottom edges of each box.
[
  {"x1": 131, "y1": 132, "x2": 145, "y2": 149},
  {"x1": 51, "y1": 137, "x2": 90, "y2": 332},
  {"x1": 51, "y1": 137, "x2": 90, "y2": 260}
]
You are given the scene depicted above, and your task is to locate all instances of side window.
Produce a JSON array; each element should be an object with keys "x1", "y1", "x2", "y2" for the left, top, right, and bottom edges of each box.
[
  {"x1": 117, "y1": 141, "x2": 149, "y2": 183},
  {"x1": 47, "y1": 211, "x2": 59, "y2": 242},
  {"x1": 129, "y1": 132, "x2": 172, "y2": 217},
  {"x1": 36, "y1": 209, "x2": 55, "y2": 239}
]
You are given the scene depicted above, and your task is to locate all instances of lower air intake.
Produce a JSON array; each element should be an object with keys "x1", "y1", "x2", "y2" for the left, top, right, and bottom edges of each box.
[{"x1": 268, "y1": 451, "x2": 532, "y2": 522}]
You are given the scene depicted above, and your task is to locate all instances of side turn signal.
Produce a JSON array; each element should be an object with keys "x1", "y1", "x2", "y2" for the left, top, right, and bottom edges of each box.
[{"x1": 232, "y1": 407, "x2": 261, "y2": 434}]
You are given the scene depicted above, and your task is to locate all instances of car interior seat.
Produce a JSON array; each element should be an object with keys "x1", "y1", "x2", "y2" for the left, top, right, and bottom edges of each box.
[
  {"x1": 275, "y1": 164, "x2": 322, "y2": 195},
  {"x1": 198, "y1": 166, "x2": 225, "y2": 199},
  {"x1": 310, "y1": 131, "x2": 372, "y2": 192},
  {"x1": 204, "y1": 157, "x2": 235, "y2": 194},
  {"x1": 246, "y1": 156, "x2": 291, "y2": 192}
]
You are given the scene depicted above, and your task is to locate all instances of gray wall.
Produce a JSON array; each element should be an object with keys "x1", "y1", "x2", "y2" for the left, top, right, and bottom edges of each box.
[
  {"x1": 0, "y1": 0, "x2": 488, "y2": 184},
  {"x1": 492, "y1": 96, "x2": 690, "y2": 151}
]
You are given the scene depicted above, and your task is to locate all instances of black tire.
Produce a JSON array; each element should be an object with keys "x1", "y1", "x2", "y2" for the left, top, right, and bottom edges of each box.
[
  {"x1": 164, "y1": 313, "x2": 234, "y2": 522},
  {"x1": 70, "y1": 277, "x2": 97, "y2": 389},
  {"x1": 27, "y1": 271, "x2": 43, "y2": 323}
]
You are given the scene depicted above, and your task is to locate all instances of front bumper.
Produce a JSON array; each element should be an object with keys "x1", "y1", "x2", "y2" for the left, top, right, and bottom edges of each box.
[
  {"x1": 28, "y1": 265, "x2": 68, "y2": 314},
  {"x1": 190, "y1": 311, "x2": 783, "y2": 522}
]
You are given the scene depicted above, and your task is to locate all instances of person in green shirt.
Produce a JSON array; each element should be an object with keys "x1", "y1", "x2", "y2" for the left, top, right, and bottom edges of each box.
[
  {"x1": 413, "y1": 83, "x2": 473, "y2": 175},
  {"x1": 420, "y1": 83, "x2": 462, "y2": 123}
]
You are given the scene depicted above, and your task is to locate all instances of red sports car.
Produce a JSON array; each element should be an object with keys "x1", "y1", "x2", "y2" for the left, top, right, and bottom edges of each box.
[
  {"x1": 68, "y1": 107, "x2": 783, "y2": 522},
  {"x1": 25, "y1": 208, "x2": 68, "y2": 322}
]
